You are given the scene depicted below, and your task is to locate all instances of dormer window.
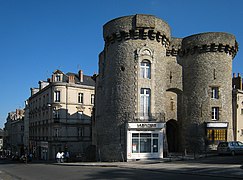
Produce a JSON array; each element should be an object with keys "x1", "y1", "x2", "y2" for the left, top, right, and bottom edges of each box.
[{"x1": 55, "y1": 74, "x2": 61, "y2": 82}]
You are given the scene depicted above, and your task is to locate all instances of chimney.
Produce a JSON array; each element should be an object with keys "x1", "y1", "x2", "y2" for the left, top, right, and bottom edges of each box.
[
  {"x1": 232, "y1": 73, "x2": 242, "y2": 90},
  {"x1": 79, "y1": 70, "x2": 83, "y2": 82},
  {"x1": 68, "y1": 75, "x2": 75, "y2": 83},
  {"x1": 16, "y1": 109, "x2": 19, "y2": 116}
]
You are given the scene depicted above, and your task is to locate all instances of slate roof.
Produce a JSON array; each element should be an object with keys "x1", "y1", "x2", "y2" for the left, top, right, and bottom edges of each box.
[{"x1": 66, "y1": 72, "x2": 95, "y2": 87}]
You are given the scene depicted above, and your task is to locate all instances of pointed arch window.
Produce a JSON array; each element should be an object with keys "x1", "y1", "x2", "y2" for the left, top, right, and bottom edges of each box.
[{"x1": 140, "y1": 60, "x2": 151, "y2": 79}]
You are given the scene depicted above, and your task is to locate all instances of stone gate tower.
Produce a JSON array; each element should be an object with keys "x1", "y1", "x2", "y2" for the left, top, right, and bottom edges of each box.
[
  {"x1": 94, "y1": 14, "x2": 238, "y2": 161},
  {"x1": 181, "y1": 33, "x2": 238, "y2": 151}
]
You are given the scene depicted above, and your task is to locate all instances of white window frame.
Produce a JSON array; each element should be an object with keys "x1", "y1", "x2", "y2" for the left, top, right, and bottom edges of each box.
[
  {"x1": 140, "y1": 88, "x2": 151, "y2": 117},
  {"x1": 212, "y1": 107, "x2": 219, "y2": 120},
  {"x1": 78, "y1": 93, "x2": 84, "y2": 103},
  {"x1": 54, "y1": 91, "x2": 60, "y2": 102},
  {"x1": 211, "y1": 87, "x2": 219, "y2": 99},
  {"x1": 140, "y1": 60, "x2": 151, "y2": 79}
]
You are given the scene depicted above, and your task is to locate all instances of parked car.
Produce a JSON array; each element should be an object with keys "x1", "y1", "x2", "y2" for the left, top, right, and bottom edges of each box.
[{"x1": 217, "y1": 141, "x2": 243, "y2": 155}]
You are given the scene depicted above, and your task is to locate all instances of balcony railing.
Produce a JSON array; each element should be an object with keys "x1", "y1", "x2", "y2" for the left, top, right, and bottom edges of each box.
[{"x1": 123, "y1": 112, "x2": 165, "y2": 122}]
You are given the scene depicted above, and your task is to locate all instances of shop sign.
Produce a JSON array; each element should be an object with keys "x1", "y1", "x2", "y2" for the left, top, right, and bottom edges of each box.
[
  {"x1": 206, "y1": 122, "x2": 228, "y2": 128},
  {"x1": 137, "y1": 123, "x2": 156, "y2": 128},
  {"x1": 128, "y1": 122, "x2": 165, "y2": 129}
]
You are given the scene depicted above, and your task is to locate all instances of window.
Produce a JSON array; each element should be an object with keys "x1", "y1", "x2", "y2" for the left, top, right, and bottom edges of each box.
[
  {"x1": 91, "y1": 94, "x2": 95, "y2": 104},
  {"x1": 140, "y1": 88, "x2": 151, "y2": 117},
  {"x1": 212, "y1": 107, "x2": 219, "y2": 120},
  {"x1": 78, "y1": 127, "x2": 84, "y2": 137},
  {"x1": 211, "y1": 87, "x2": 219, "y2": 99},
  {"x1": 241, "y1": 109, "x2": 243, "y2": 115},
  {"x1": 214, "y1": 129, "x2": 226, "y2": 141},
  {"x1": 132, "y1": 133, "x2": 158, "y2": 153},
  {"x1": 54, "y1": 91, "x2": 60, "y2": 102},
  {"x1": 140, "y1": 60, "x2": 151, "y2": 79},
  {"x1": 55, "y1": 74, "x2": 61, "y2": 82},
  {"x1": 206, "y1": 129, "x2": 226, "y2": 144},
  {"x1": 78, "y1": 93, "x2": 84, "y2": 103}
]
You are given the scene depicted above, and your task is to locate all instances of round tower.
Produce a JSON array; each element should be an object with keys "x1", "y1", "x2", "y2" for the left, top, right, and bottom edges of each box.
[
  {"x1": 95, "y1": 14, "x2": 171, "y2": 161},
  {"x1": 181, "y1": 32, "x2": 238, "y2": 152}
]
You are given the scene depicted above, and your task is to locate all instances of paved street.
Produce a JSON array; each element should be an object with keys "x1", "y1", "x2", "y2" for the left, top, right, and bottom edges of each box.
[{"x1": 1, "y1": 155, "x2": 243, "y2": 179}]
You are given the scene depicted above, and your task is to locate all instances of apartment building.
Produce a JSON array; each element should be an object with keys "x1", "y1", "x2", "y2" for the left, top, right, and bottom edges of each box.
[
  {"x1": 232, "y1": 73, "x2": 243, "y2": 142},
  {"x1": 3, "y1": 109, "x2": 25, "y2": 156},
  {"x1": 28, "y1": 69, "x2": 95, "y2": 160}
]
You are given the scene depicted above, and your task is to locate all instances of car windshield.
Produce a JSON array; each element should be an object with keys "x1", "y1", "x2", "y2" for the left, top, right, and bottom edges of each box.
[{"x1": 238, "y1": 141, "x2": 243, "y2": 146}]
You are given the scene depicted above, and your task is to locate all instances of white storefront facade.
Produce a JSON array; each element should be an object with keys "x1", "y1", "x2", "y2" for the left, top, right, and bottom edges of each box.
[{"x1": 126, "y1": 122, "x2": 165, "y2": 160}]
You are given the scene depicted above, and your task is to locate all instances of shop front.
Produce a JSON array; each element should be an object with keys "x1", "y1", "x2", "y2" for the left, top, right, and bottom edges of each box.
[
  {"x1": 127, "y1": 122, "x2": 165, "y2": 160},
  {"x1": 206, "y1": 122, "x2": 228, "y2": 150}
]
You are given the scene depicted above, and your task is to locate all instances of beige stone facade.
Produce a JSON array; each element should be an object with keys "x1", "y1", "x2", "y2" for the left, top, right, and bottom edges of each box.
[
  {"x1": 232, "y1": 73, "x2": 243, "y2": 142},
  {"x1": 28, "y1": 70, "x2": 95, "y2": 160},
  {"x1": 94, "y1": 14, "x2": 238, "y2": 161},
  {"x1": 4, "y1": 109, "x2": 25, "y2": 156}
]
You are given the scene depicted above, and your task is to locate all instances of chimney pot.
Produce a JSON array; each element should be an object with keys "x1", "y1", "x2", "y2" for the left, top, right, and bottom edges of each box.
[{"x1": 79, "y1": 70, "x2": 83, "y2": 82}]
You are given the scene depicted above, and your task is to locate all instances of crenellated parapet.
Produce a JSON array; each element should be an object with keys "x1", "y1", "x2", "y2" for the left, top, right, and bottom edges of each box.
[
  {"x1": 104, "y1": 29, "x2": 170, "y2": 48},
  {"x1": 166, "y1": 32, "x2": 239, "y2": 58},
  {"x1": 103, "y1": 14, "x2": 171, "y2": 48},
  {"x1": 166, "y1": 37, "x2": 182, "y2": 56},
  {"x1": 167, "y1": 43, "x2": 238, "y2": 57}
]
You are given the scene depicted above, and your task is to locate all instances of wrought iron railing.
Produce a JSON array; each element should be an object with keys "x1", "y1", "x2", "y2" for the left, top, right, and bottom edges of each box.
[{"x1": 122, "y1": 112, "x2": 165, "y2": 122}]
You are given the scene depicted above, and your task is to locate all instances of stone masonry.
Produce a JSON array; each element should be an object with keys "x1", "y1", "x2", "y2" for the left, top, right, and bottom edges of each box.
[{"x1": 94, "y1": 14, "x2": 238, "y2": 161}]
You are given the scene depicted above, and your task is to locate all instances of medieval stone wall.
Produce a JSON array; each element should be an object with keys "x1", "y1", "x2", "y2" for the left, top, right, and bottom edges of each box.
[
  {"x1": 170, "y1": 32, "x2": 237, "y2": 151},
  {"x1": 95, "y1": 14, "x2": 238, "y2": 161}
]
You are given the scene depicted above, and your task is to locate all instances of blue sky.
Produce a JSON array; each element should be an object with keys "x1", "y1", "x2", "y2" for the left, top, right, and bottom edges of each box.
[{"x1": 0, "y1": 0, "x2": 242, "y2": 128}]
